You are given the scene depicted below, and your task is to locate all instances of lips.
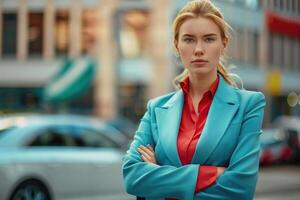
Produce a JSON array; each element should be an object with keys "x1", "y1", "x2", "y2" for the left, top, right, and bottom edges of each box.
[{"x1": 191, "y1": 59, "x2": 208, "y2": 64}]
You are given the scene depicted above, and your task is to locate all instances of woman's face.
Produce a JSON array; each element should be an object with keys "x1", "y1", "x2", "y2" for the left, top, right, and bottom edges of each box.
[{"x1": 176, "y1": 16, "x2": 227, "y2": 76}]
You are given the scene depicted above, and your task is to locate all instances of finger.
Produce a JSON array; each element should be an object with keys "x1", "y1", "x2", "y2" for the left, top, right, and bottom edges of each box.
[
  {"x1": 140, "y1": 145, "x2": 155, "y2": 157},
  {"x1": 146, "y1": 144, "x2": 155, "y2": 152},
  {"x1": 138, "y1": 149, "x2": 156, "y2": 164},
  {"x1": 141, "y1": 155, "x2": 152, "y2": 163},
  {"x1": 140, "y1": 154, "x2": 148, "y2": 162},
  {"x1": 146, "y1": 145, "x2": 156, "y2": 161},
  {"x1": 138, "y1": 146, "x2": 152, "y2": 158},
  {"x1": 138, "y1": 147, "x2": 152, "y2": 160}
]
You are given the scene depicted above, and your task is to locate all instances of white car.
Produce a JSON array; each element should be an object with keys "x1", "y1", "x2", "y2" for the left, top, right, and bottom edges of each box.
[{"x1": 0, "y1": 114, "x2": 134, "y2": 200}]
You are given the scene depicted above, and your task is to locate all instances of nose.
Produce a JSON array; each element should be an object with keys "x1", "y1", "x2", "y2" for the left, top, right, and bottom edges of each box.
[{"x1": 194, "y1": 41, "x2": 204, "y2": 56}]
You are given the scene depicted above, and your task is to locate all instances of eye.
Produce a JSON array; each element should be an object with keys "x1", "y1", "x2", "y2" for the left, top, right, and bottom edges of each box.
[
  {"x1": 183, "y1": 37, "x2": 195, "y2": 43},
  {"x1": 204, "y1": 37, "x2": 216, "y2": 43}
]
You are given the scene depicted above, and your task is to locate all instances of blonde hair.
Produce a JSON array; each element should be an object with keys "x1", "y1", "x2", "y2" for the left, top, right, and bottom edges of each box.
[{"x1": 172, "y1": 0, "x2": 238, "y2": 89}]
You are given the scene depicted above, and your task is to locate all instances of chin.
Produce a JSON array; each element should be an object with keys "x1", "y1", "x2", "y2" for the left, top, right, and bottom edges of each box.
[{"x1": 190, "y1": 67, "x2": 214, "y2": 76}]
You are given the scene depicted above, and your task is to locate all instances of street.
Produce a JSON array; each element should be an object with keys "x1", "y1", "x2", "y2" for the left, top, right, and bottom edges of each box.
[{"x1": 255, "y1": 165, "x2": 300, "y2": 200}]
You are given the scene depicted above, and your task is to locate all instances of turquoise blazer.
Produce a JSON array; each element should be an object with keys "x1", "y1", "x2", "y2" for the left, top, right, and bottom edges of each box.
[{"x1": 122, "y1": 75, "x2": 266, "y2": 200}]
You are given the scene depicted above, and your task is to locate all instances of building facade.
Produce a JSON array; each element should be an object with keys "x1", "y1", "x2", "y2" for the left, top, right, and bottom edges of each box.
[
  {"x1": 0, "y1": 0, "x2": 300, "y2": 124},
  {"x1": 214, "y1": 0, "x2": 300, "y2": 124}
]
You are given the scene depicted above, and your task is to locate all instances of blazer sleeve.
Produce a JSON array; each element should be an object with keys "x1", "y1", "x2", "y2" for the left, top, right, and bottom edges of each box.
[
  {"x1": 122, "y1": 100, "x2": 199, "y2": 200},
  {"x1": 194, "y1": 92, "x2": 266, "y2": 200}
]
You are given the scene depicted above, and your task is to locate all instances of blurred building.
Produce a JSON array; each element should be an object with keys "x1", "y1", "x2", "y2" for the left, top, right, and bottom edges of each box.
[
  {"x1": 0, "y1": 0, "x2": 174, "y2": 122},
  {"x1": 213, "y1": 0, "x2": 300, "y2": 124},
  {"x1": 0, "y1": 0, "x2": 299, "y2": 124}
]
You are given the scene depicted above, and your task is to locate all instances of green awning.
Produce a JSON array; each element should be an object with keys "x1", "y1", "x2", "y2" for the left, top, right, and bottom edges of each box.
[{"x1": 43, "y1": 58, "x2": 96, "y2": 103}]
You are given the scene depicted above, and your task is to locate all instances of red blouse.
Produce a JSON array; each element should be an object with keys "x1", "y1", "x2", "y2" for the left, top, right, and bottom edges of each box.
[{"x1": 166, "y1": 76, "x2": 219, "y2": 200}]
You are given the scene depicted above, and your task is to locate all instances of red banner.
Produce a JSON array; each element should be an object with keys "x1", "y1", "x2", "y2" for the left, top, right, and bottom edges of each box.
[{"x1": 266, "y1": 11, "x2": 300, "y2": 38}]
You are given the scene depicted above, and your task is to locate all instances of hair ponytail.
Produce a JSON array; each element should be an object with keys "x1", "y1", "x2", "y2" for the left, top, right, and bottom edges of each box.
[{"x1": 217, "y1": 63, "x2": 237, "y2": 88}]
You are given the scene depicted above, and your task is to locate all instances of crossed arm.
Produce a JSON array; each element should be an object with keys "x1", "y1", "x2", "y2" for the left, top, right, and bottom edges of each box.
[{"x1": 122, "y1": 93, "x2": 265, "y2": 200}]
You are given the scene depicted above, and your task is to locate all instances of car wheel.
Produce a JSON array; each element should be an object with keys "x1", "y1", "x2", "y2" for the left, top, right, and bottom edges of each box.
[{"x1": 10, "y1": 180, "x2": 51, "y2": 200}]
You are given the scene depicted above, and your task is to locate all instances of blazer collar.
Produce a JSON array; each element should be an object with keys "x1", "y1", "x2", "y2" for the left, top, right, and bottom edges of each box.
[
  {"x1": 155, "y1": 75, "x2": 239, "y2": 166},
  {"x1": 155, "y1": 90, "x2": 184, "y2": 167},
  {"x1": 191, "y1": 75, "x2": 239, "y2": 164}
]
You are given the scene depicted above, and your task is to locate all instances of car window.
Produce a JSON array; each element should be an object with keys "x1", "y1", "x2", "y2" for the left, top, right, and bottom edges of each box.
[
  {"x1": 0, "y1": 127, "x2": 16, "y2": 138},
  {"x1": 28, "y1": 128, "x2": 75, "y2": 147},
  {"x1": 27, "y1": 126, "x2": 119, "y2": 148},
  {"x1": 74, "y1": 127, "x2": 119, "y2": 148}
]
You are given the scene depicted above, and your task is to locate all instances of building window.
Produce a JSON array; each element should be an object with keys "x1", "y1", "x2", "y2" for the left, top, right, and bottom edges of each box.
[
  {"x1": 269, "y1": 32, "x2": 284, "y2": 69},
  {"x1": 283, "y1": 36, "x2": 292, "y2": 71},
  {"x1": 55, "y1": 11, "x2": 69, "y2": 56},
  {"x1": 253, "y1": 31, "x2": 259, "y2": 64},
  {"x1": 81, "y1": 9, "x2": 97, "y2": 55},
  {"x1": 291, "y1": 37, "x2": 298, "y2": 71},
  {"x1": 295, "y1": 38, "x2": 300, "y2": 71},
  {"x1": 236, "y1": 28, "x2": 245, "y2": 62},
  {"x1": 229, "y1": 27, "x2": 239, "y2": 62},
  {"x1": 245, "y1": 0, "x2": 260, "y2": 10},
  {"x1": 0, "y1": 88, "x2": 42, "y2": 112},
  {"x1": 119, "y1": 10, "x2": 150, "y2": 59},
  {"x1": 118, "y1": 83, "x2": 147, "y2": 123},
  {"x1": 2, "y1": 13, "x2": 17, "y2": 57},
  {"x1": 245, "y1": 30, "x2": 259, "y2": 65},
  {"x1": 28, "y1": 12, "x2": 44, "y2": 57}
]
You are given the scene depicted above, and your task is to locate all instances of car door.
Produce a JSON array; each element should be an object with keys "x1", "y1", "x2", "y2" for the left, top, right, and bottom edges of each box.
[
  {"x1": 27, "y1": 126, "x2": 94, "y2": 199},
  {"x1": 71, "y1": 126, "x2": 126, "y2": 198}
]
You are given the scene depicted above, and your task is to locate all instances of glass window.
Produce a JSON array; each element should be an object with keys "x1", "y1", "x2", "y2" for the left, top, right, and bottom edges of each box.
[
  {"x1": 229, "y1": 27, "x2": 239, "y2": 62},
  {"x1": 0, "y1": 88, "x2": 42, "y2": 111},
  {"x1": 118, "y1": 83, "x2": 147, "y2": 123},
  {"x1": 268, "y1": 32, "x2": 274, "y2": 67},
  {"x1": 75, "y1": 127, "x2": 119, "y2": 148},
  {"x1": 283, "y1": 36, "x2": 292, "y2": 70},
  {"x1": 28, "y1": 12, "x2": 44, "y2": 56},
  {"x1": 296, "y1": 39, "x2": 300, "y2": 71},
  {"x1": 28, "y1": 126, "x2": 119, "y2": 148},
  {"x1": 236, "y1": 28, "x2": 245, "y2": 62},
  {"x1": 245, "y1": 0, "x2": 260, "y2": 9},
  {"x1": 55, "y1": 10, "x2": 69, "y2": 56},
  {"x1": 269, "y1": 32, "x2": 284, "y2": 69},
  {"x1": 248, "y1": 30, "x2": 259, "y2": 65},
  {"x1": 81, "y1": 9, "x2": 97, "y2": 55},
  {"x1": 253, "y1": 31, "x2": 259, "y2": 64},
  {"x1": 2, "y1": 13, "x2": 17, "y2": 57},
  {"x1": 29, "y1": 128, "x2": 72, "y2": 147},
  {"x1": 119, "y1": 10, "x2": 150, "y2": 59}
]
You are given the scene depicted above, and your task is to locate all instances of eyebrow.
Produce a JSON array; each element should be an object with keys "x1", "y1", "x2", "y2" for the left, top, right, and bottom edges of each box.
[{"x1": 182, "y1": 33, "x2": 218, "y2": 37}]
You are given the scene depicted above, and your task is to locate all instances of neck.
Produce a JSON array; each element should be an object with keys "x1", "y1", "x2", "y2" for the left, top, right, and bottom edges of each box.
[{"x1": 188, "y1": 70, "x2": 217, "y2": 98}]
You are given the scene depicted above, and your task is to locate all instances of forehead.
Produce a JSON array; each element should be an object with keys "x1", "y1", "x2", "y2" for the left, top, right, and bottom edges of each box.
[{"x1": 179, "y1": 17, "x2": 221, "y2": 37}]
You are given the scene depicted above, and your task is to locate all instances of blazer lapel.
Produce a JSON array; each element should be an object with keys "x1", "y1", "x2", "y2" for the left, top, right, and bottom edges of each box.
[
  {"x1": 155, "y1": 91, "x2": 184, "y2": 167},
  {"x1": 191, "y1": 75, "x2": 239, "y2": 164}
]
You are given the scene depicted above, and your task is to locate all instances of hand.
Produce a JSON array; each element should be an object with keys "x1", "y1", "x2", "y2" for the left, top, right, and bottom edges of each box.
[
  {"x1": 137, "y1": 144, "x2": 157, "y2": 164},
  {"x1": 216, "y1": 167, "x2": 226, "y2": 177}
]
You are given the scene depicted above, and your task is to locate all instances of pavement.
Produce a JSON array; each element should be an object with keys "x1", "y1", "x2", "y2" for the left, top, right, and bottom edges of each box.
[{"x1": 255, "y1": 165, "x2": 300, "y2": 200}]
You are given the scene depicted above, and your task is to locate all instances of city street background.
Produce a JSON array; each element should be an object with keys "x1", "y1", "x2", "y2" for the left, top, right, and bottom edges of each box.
[
  {"x1": 256, "y1": 165, "x2": 300, "y2": 200},
  {"x1": 0, "y1": 0, "x2": 300, "y2": 199}
]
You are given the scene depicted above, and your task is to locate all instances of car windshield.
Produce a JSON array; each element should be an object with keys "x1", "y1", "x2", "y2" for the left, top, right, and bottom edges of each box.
[{"x1": 0, "y1": 126, "x2": 17, "y2": 138}]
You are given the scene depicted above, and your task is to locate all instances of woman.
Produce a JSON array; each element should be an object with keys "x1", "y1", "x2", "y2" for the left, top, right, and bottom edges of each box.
[{"x1": 122, "y1": 0, "x2": 266, "y2": 200}]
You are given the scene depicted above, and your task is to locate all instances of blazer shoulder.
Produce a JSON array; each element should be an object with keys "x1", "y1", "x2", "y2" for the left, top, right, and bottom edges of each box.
[
  {"x1": 234, "y1": 88, "x2": 266, "y2": 110},
  {"x1": 234, "y1": 88, "x2": 265, "y2": 101}
]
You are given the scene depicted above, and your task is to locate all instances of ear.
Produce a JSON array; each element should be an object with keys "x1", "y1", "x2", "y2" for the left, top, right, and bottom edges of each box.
[
  {"x1": 174, "y1": 40, "x2": 180, "y2": 56},
  {"x1": 221, "y1": 37, "x2": 228, "y2": 54},
  {"x1": 174, "y1": 40, "x2": 179, "y2": 52},
  {"x1": 222, "y1": 37, "x2": 228, "y2": 48}
]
